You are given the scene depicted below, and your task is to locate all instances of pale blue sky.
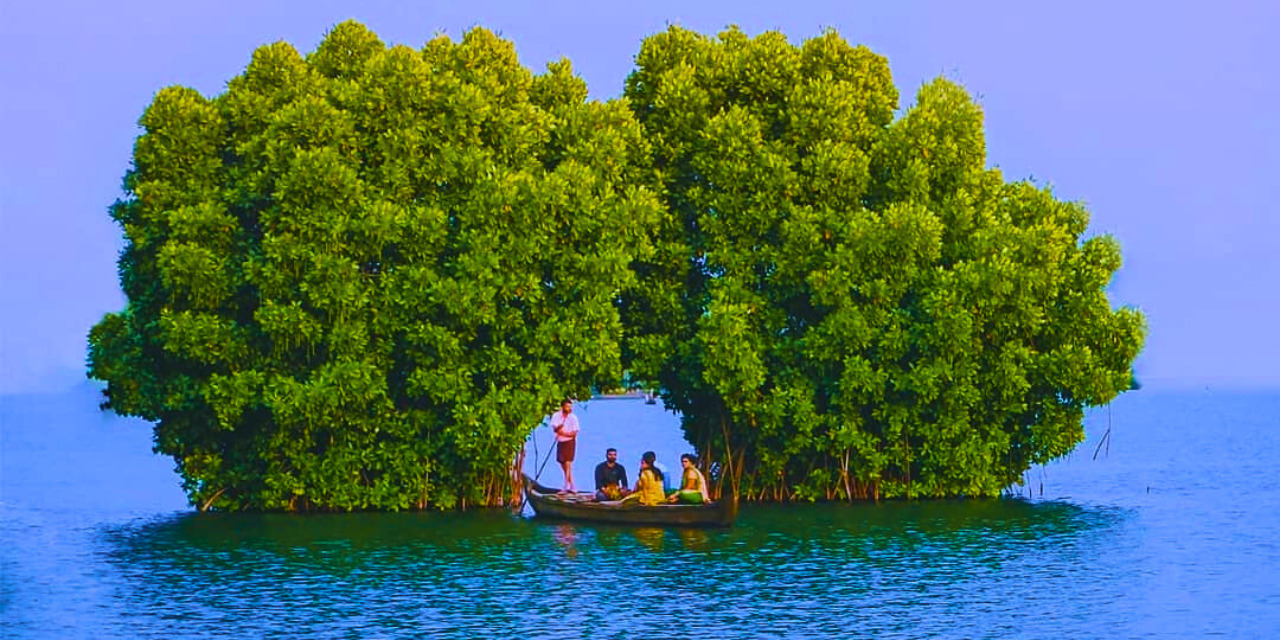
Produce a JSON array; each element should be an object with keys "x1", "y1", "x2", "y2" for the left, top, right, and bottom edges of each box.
[{"x1": 2, "y1": 1, "x2": 1276, "y2": 394}]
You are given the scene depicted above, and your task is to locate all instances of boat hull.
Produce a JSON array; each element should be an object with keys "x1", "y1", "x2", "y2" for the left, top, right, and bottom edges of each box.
[{"x1": 521, "y1": 474, "x2": 736, "y2": 527}]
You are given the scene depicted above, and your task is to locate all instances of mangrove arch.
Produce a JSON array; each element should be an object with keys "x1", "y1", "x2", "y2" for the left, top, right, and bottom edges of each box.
[{"x1": 88, "y1": 22, "x2": 1144, "y2": 511}]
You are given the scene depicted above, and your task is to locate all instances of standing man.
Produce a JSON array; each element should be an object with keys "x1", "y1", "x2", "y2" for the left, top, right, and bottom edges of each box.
[
  {"x1": 594, "y1": 448, "x2": 630, "y2": 501},
  {"x1": 550, "y1": 399, "x2": 580, "y2": 492}
]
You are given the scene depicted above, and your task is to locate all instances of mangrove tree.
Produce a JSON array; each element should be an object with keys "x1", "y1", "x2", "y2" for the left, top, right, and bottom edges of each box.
[
  {"x1": 87, "y1": 21, "x2": 660, "y2": 511},
  {"x1": 620, "y1": 26, "x2": 1146, "y2": 500}
]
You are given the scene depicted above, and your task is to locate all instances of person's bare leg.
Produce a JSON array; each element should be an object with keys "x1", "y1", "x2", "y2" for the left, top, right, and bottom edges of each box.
[{"x1": 563, "y1": 460, "x2": 575, "y2": 492}]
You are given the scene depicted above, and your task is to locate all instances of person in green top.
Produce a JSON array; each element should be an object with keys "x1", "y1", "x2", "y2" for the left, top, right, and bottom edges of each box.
[{"x1": 668, "y1": 453, "x2": 711, "y2": 504}]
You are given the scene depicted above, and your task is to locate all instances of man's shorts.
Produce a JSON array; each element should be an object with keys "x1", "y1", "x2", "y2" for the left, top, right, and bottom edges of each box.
[{"x1": 556, "y1": 439, "x2": 576, "y2": 463}]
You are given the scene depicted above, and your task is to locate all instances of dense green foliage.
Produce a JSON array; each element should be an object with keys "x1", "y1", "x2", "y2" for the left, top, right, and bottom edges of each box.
[
  {"x1": 91, "y1": 21, "x2": 1144, "y2": 509},
  {"x1": 621, "y1": 26, "x2": 1146, "y2": 500},
  {"x1": 88, "y1": 21, "x2": 659, "y2": 510}
]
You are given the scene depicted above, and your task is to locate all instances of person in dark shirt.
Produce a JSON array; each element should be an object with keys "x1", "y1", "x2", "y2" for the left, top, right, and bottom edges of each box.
[{"x1": 594, "y1": 448, "x2": 630, "y2": 501}]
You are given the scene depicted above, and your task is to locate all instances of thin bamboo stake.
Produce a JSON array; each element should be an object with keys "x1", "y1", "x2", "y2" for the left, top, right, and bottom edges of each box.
[{"x1": 1093, "y1": 404, "x2": 1113, "y2": 460}]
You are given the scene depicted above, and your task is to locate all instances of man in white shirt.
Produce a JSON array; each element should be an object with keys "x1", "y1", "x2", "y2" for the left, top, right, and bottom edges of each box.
[{"x1": 550, "y1": 399, "x2": 580, "y2": 492}]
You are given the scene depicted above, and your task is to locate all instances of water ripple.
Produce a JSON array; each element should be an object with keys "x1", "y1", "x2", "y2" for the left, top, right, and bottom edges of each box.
[
  {"x1": 6, "y1": 391, "x2": 1280, "y2": 638},
  {"x1": 11, "y1": 500, "x2": 1133, "y2": 639}
]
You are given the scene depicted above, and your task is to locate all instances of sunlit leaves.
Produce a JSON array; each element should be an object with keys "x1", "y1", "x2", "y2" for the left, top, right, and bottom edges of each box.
[
  {"x1": 88, "y1": 20, "x2": 1144, "y2": 508},
  {"x1": 624, "y1": 25, "x2": 1145, "y2": 501},
  {"x1": 88, "y1": 21, "x2": 658, "y2": 511}
]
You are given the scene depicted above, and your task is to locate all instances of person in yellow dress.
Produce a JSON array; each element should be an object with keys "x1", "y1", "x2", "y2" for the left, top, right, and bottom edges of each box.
[
  {"x1": 620, "y1": 451, "x2": 667, "y2": 506},
  {"x1": 668, "y1": 453, "x2": 711, "y2": 504}
]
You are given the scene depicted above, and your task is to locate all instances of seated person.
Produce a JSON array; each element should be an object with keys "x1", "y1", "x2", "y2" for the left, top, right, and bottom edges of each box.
[
  {"x1": 668, "y1": 453, "x2": 711, "y2": 504},
  {"x1": 594, "y1": 448, "x2": 630, "y2": 501},
  {"x1": 620, "y1": 451, "x2": 666, "y2": 506}
]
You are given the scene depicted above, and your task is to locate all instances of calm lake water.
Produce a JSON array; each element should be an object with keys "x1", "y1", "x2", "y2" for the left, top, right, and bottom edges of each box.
[{"x1": 2, "y1": 385, "x2": 1278, "y2": 639}]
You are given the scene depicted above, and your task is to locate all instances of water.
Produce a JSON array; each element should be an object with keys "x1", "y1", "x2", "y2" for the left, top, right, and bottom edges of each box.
[{"x1": 2, "y1": 386, "x2": 1278, "y2": 638}]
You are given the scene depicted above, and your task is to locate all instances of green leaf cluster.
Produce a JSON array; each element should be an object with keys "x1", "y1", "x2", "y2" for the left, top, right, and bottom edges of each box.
[
  {"x1": 90, "y1": 22, "x2": 1144, "y2": 509},
  {"x1": 88, "y1": 21, "x2": 659, "y2": 510},
  {"x1": 621, "y1": 26, "x2": 1145, "y2": 500}
]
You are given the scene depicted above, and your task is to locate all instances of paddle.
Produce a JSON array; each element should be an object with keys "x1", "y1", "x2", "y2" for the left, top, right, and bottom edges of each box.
[
  {"x1": 517, "y1": 425, "x2": 558, "y2": 506},
  {"x1": 535, "y1": 428, "x2": 558, "y2": 480}
]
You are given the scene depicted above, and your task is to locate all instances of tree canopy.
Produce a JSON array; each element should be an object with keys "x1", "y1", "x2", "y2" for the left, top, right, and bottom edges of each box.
[
  {"x1": 89, "y1": 21, "x2": 1144, "y2": 510},
  {"x1": 88, "y1": 21, "x2": 659, "y2": 510},
  {"x1": 621, "y1": 26, "x2": 1145, "y2": 500}
]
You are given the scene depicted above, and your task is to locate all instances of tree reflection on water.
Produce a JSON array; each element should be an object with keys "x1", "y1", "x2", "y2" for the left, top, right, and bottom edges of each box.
[{"x1": 93, "y1": 499, "x2": 1130, "y2": 638}]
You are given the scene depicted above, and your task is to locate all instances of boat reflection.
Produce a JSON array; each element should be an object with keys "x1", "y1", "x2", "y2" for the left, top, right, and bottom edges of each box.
[{"x1": 553, "y1": 523, "x2": 580, "y2": 558}]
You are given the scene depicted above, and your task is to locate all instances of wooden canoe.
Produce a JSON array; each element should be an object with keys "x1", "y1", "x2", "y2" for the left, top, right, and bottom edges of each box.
[{"x1": 521, "y1": 474, "x2": 738, "y2": 527}]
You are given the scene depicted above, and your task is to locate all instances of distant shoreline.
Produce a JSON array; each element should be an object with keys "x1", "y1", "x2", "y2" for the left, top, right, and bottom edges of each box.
[{"x1": 592, "y1": 390, "x2": 653, "y2": 401}]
